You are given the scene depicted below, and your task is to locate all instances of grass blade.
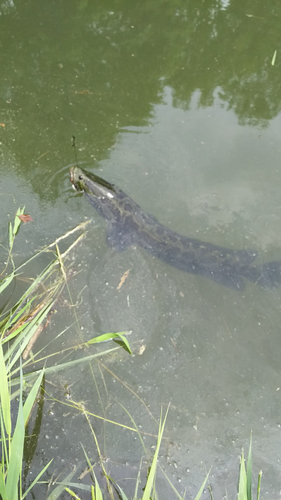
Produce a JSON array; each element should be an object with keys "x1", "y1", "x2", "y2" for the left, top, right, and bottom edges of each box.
[
  {"x1": 133, "y1": 457, "x2": 143, "y2": 500},
  {"x1": 22, "y1": 370, "x2": 45, "y2": 425},
  {"x1": 246, "y1": 435, "x2": 252, "y2": 500},
  {"x1": 238, "y1": 449, "x2": 247, "y2": 500},
  {"x1": 257, "y1": 470, "x2": 262, "y2": 500},
  {"x1": 8, "y1": 222, "x2": 13, "y2": 249},
  {"x1": 86, "y1": 331, "x2": 130, "y2": 344},
  {"x1": 46, "y1": 467, "x2": 77, "y2": 500},
  {"x1": 81, "y1": 445, "x2": 104, "y2": 500},
  {"x1": 5, "y1": 300, "x2": 55, "y2": 371},
  {"x1": 142, "y1": 405, "x2": 169, "y2": 500},
  {"x1": 22, "y1": 459, "x2": 53, "y2": 499},
  {"x1": 86, "y1": 331, "x2": 132, "y2": 353},
  {"x1": 64, "y1": 487, "x2": 81, "y2": 499},
  {"x1": 92, "y1": 471, "x2": 103, "y2": 500},
  {"x1": 5, "y1": 360, "x2": 25, "y2": 500},
  {"x1": 105, "y1": 475, "x2": 129, "y2": 500},
  {"x1": 193, "y1": 471, "x2": 210, "y2": 500},
  {"x1": 272, "y1": 50, "x2": 277, "y2": 66},
  {"x1": 0, "y1": 341, "x2": 11, "y2": 436},
  {"x1": 0, "y1": 465, "x2": 8, "y2": 500},
  {"x1": 0, "y1": 272, "x2": 14, "y2": 295},
  {"x1": 13, "y1": 207, "x2": 25, "y2": 238}
]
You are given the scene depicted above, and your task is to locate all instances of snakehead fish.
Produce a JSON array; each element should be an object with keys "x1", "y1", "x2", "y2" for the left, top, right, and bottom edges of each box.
[{"x1": 70, "y1": 166, "x2": 281, "y2": 290}]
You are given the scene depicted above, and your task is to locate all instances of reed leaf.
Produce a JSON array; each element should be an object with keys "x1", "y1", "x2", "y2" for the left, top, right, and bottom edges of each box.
[
  {"x1": 22, "y1": 370, "x2": 45, "y2": 425},
  {"x1": 193, "y1": 472, "x2": 210, "y2": 500},
  {"x1": 5, "y1": 361, "x2": 25, "y2": 500},
  {"x1": 246, "y1": 434, "x2": 252, "y2": 500},
  {"x1": 104, "y1": 475, "x2": 129, "y2": 500},
  {"x1": 0, "y1": 341, "x2": 11, "y2": 436},
  {"x1": 0, "y1": 272, "x2": 14, "y2": 295},
  {"x1": 238, "y1": 449, "x2": 247, "y2": 500},
  {"x1": 46, "y1": 467, "x2": 78, "y2": 500},
  {"x1": 0, "y1": 467, "x2": 8, "y2": 500},
  {"x1": 142, "y1": 405, "x2": 169, "y2": 500},
  {"x1": 92, "y1": 471, "x2": 103, "y2": 500},
  {"x1": 21, "y1": 459, "x2": 53, "y2": 500}
]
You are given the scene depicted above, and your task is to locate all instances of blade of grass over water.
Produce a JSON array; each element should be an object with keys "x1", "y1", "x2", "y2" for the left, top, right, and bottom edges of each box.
[
  {"x1": 237, "y1": 437, "x2": 262, "y2": 500},
  {"x1": 0, "y1": 271, "x2": 14, "y2": 295},
  {"x1": 1, "y1": 220, "x2": 92, "y2": 375},
  {"x1": 158, "y1": 462, "x2": 188, "y2": 500},
  {"x1": 5, "y1": 300, "x2": 56, "y2": 373},
  {"x1": 0, "y1": 213, "x2": 101, "y2": 498},
  {"x1": 22, "y1": 370, "x2": 45, "y2": 425},
  {"x1": 49, "y1": 481, "x2": 90, "y2": 496},
  {"x1": 64, "y1": 487, "x2": 82, "y2": 499},
  {"x1": 5, "y1": 207, "x2": 25, "y2": 272},
  {"x1": 116, "y1": 401, "x2": 149, "y2": 456},
  {"x1": 53, "y1": 395, "x2": 158, "y2": 437},
  {"x1": 8, "y1": 207, "x2": 23, "y2": 249},
  {"x1": 142, "y1": 404, "x2": 169, "y2": 500},
  {"x1": 271, "y1": 49, "x2": 277, "y2": 66},
  {"x1": 22, "y1": 459, "x2": 53, "y2": 500},
  {"x1": 12, "y1": 220, "x2": 91, "y2": 275},
  {"x1": 134, "y1": 457, "x2": 143, "y2": 500},
  {"x1": 82, "y1": 421, "x2": 114, "y2": 499},
  {"x1": 81, "y1": 447, "x2": 105, "y2": 500},
  {"x1": 257, "y1": 470, "x2": 262, "y2": 500},
  {"x1": 238, "y1": 449, "x2": 247, "y2": 500},
  {"x1": 5, "y1": 360, "x2": 25, "y2": 500},
  {"x1": 86, "y1": 331, "x2": 131, "y2": 345},
  {"x1": 104, "y1": 475, "x2": 129, "y2": 500},
  {"x1": 247, "y1": 434, "x2": 253, "y2": 500},
  {"x1": 0, "y1": 357, "x2": 48, "y2": 500},
  {"x1": 86, "y1": 331, "x2": 132, "y2": 353},
  {"x1": 193, "y1": 472, "x2": 210, "y2": 500},
  {"x1": 0, "y1": 341, "x2": 11, "y2": 436},
  {"x1": 91, "y1": 472, "x2": 103, "y2": 500},
  {"x1": 45, "y1": 467, "x2": 79, "y2": 500}
]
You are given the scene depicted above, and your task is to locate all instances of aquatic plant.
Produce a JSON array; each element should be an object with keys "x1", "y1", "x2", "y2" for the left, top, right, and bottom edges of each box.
[{"x1": 0, "y1": 210, "x2": 130, "y2": 499}]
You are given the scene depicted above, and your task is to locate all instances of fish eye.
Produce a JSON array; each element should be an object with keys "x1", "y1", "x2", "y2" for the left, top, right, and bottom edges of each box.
[{"x1": 78, "y1": 175, "x2": 83, "y2": 180}]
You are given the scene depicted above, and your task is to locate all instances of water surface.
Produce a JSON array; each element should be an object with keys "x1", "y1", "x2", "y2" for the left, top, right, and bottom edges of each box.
[{"x1": 1, "y1": 1, "x2": 281, "y2": 498}]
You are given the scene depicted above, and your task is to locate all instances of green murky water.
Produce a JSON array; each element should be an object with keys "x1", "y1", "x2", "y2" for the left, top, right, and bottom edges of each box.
[{"x1": 1, "y1": 1, "x2": 281, "y2": 498}]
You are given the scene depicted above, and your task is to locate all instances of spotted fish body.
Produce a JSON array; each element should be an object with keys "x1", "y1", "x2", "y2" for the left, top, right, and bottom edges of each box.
[{"x1": 70, "y1": 166, "x2": 281, "y2": 290}]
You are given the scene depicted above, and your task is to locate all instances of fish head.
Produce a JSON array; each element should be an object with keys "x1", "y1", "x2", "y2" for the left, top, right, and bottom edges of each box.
[
  {"x1": 70, "y1": 166, "x2": 116, "y2": 198},
  {"x1": 70, "y1": 166, "x2": 121, "y2": 221}
]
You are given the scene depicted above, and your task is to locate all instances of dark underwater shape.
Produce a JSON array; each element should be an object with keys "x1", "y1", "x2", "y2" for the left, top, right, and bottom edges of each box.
[{"x1": 70, "y1": 166, "x2": 281, "y2": 291}]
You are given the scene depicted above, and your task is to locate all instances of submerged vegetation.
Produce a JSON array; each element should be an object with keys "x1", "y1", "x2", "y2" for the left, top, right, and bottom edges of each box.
[
  {"x1": 0, "y1": 209, "x2": 130, "y2": 499},
  {"x1": 0, "y1": 210, "x2": 263, "y2": 499}
]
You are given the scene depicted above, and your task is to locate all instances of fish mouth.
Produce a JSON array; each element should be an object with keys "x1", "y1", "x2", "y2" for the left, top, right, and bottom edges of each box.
[
  {"x1": 69, "y1": 167, "x2": 75, "y2": 184},
  {"x1": 69, "y1": 167, "x2": 81, "y2": 191}
]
